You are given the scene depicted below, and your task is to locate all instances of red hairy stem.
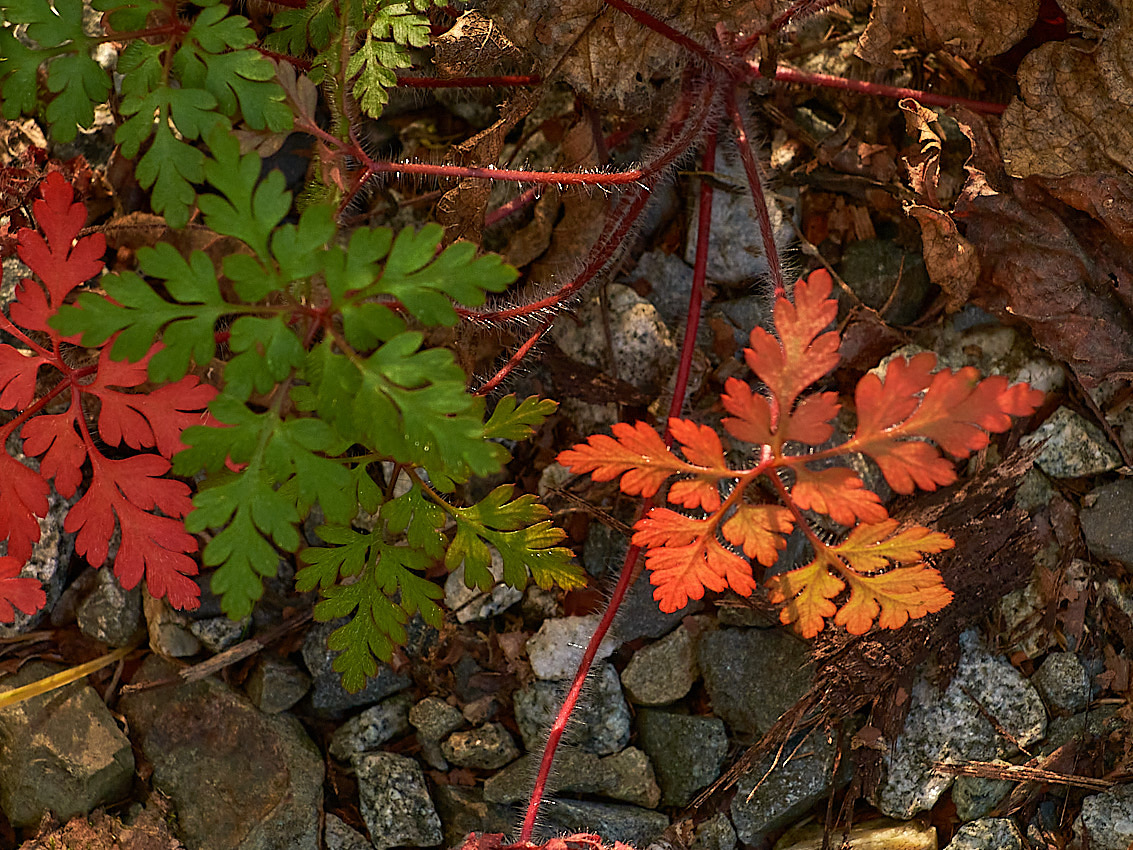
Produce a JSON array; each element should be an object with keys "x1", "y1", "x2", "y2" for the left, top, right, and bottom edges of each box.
[
  {"x1": 395, "y1": 74, "x2": 543, "y2": 88},
  {"x1": 459, "y1": 71, "x2": 718, "y2": 324},
  {"x1": 483, "y1": 186, "x2": 541, "y2": 227},
  {"x1": 474, "y1": 321, "x2": 551, "y2": 396},
  {"x1": 766, "y1": 65, "x2": 1007, "y2": 114},
  {"x1": 518, "y1": 118, "x2": 721, "y2": 846},
  {"x1": 725, "y1": 87, "x2": 787, "y2": 298},
  {"x1": 736, "y1": 0, "x2": 844, "y2": 53}
]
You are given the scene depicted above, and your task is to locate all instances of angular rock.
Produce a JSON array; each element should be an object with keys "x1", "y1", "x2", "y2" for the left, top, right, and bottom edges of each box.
[
  {"x1": 535, "y1": 799, "x2": 669, "y2": 847},
  {"x1": 684, "y1": 146, "x2": 788, "y2": 286},
  {"x1": 329, "y1": 692, "x2": 414, "y2": 760},
  {"x1": 514, "y1": 663, "x2": 631, "y2": 755},
  {"x1": 353, "y1": 752, "x2": 443, "y2": 850},
  {"x1": 691, "y1": 812, "x2": 737, "y2": 850},
  {"x1": 442, "y1": 722, "x2": 520, "y2": 769},
  {"x1": 526, "y1": 615, "x2": 619, "y2": 680},
  {"x1": 484, "y1": 747, "x2": 660, "y2": 808},
  {"x1": 1032, "y1": 651, "x2": 1091, "y2": 715},
  {"x1": 621, "y1": 625, "x2": 698, "y2": 705},
  {"x1": 953, "y1": 771, "x2": 1015, "y2": 821},
  {"x1": 943, "y1": 818, "x2": 1023, "y2": 850},
  {"x1": 636, "y1": 710, "x2": 727, "y2": 806},
  {"x1": 76, "y1": 568, "x2": 143, "y2": 647},
  {"x1": 119, "y1": 656, "x2": 324, "y2": 850},
  {"x1": 601, "y1": 747, "x2": 662, "y2": 808},
  {"x1": 1074, "y1": 784, "x2": 1133, "y2": 850},
  {"x1": 875, "y1": 630, "x2": 1047, "y2": 819},
  {"x1": 188, "y1": 615, "x2": 249, "y2": 652},
  {"x1": 1021, "y1": 407, "x2": 1121, "y2": 479},
  {"x1": 433, "y1": 785, "x2": 516, "y2": 848},
  {"x1": 1080, "y1": 480, "x2": 1133, "y2": 568},
  {"x1": 0, "y1": 662, "x2": 134, "y2": 828},
  {"x1": 144, "y1": 595, "x2": 201, "y2": 658},
  {"x1": 731, "y1": 728, "x2": 839, "y2": 842},
  {"x1": 325, "y1": 813, "x2": 372, "y2": 850},
  {"x1": 410, "y1": 696, "x2": 465, "y2": 741},
  {"x1": 244, "y1": 655, "x2": 311, "y2": 715},
  {"x1": 302, "y1": 619, "x2": 411, "y2": 715},
  {"x1": 698, "y1": 627, "x2": 813, "y2": 740}
]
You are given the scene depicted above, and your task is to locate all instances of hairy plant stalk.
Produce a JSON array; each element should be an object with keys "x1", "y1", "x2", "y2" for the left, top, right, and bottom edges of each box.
[{"x1": 519, "y1": 122, "x2": 722, "y2": 843}]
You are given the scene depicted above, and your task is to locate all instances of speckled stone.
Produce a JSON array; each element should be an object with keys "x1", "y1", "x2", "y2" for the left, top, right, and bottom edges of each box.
[{"x1": 353, "y1": 752, "x2": 442, "y2": 850}]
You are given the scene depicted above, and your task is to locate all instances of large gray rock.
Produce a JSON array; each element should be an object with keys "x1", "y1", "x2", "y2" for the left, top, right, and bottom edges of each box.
[
  {"x1": 636, "y1": 710, "x2": 727, "y2": 806},
  {"x1": 525, "y1": 615, "x2": 619, "y2": 680},
  {"x1": 731, "y1": 728, "x2": 840, "y2": 842},
  {"x1": 1074, "y1": 784, "x2": 1133, "y2": 850},
  {"x1": 943, "y1": 818, "x2": 1023, "y2": 850},
  {"x1": 433, "y1": 785, "x2": 515, "y2": 848},
  {"x1": 534, "y1": 799, "x2": 669, "y2": 846},
  {"x1": 325, "y1": 813, "x2": 372, "y2": 850},
  {"x1": 514, "y1": 662, "x2": 631, "y2": 755},
  {"x1": 119, "y1": 656, "x2": 324, "y2": 850},
  {"x1": 1080, "y1": 480, "x2": 1133, "y2": 568},
  {"x1": 484, "y1": 747, "x2": 660, "y2": 808},
  {"x1": 329, "y1": 692, "x2": 413, "y2": 760},
  {"x1": 1022, "y1": 407, "x2": 1121, "y2": 479},
  {"x1": 76, "y1": 567, "x2": 143, "y2": 647},
  {"x1": 621, "y1": 624, "x2": 699, "y2": 705},
  {"x1": 245, "y1": 654, "x2": 310, "y2": 714},
  {"x1": 875, "y1": 630, "x2": 1047, "y2": 819},
  {"x1": 0, "y1": 662, "x2": 134, "y2": 828},
  {"x1": 353, "y1": 752, "x2": 443, "y2": 850},
  {"x1": 698, "y1": 627, "x2": 813, "y2": 740},
  {"x1": 1032, "y1": 651, "x2": 1091, "y2": 715}
]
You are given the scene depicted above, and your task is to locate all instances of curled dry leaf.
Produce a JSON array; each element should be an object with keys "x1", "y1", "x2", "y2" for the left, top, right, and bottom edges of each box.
[
  {"x1": 433, "y1": 10, "x2": 524, "y2": 78},
  {"x1": 999, "y1": 39, "x2": 1133, "y2": 178},
  {"x1": 955, "y1": 111, "x2": 1133, "y2": 385},
  {"x1": 856, "y1": 0, "x2": 1039, "y2": 68}
]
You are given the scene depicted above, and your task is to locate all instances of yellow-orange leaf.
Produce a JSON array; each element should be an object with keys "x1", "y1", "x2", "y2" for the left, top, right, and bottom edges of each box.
[
  {"x1": 644, "y1": 537, "x2": 755, "y2": 613},
  {"x1": 720, "y1": 504, "x2": 793, "y2": 566},
  {"x1": 766, "y1": 553, "x2": 844, "y2": 638},
  {"x1": 836, "y1": 563, "x2": 953, "y2": 634},
  {"x1": 834, "y1": 519, "x2": 954, "y2": 574},
  {"x1": 781, "y1": 391, "x2": 840, "y2": 446},
  {"x1": 769, "y1": 520, "x2": 954, "y2": 637}
]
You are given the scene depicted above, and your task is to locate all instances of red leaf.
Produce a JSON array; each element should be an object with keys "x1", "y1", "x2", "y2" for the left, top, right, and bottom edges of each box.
[
  {"x1": 721, "y1": 377, "x2": 774, "y2": 446},
  {"x1": 21, "y1": 412, "x2": 87, "y2": 499},
  {"x1": 0, "y1": 556, "x2": 46, "y2": 622},
  {"x1": 0, "y1": 346, "x2": 48, "y2": 409},
  {"x1": 0, "y1": 452, "x2": 50, "y2": 563},
  {"x1": 781, "y1": 391, "x2": 840, "y2": 445},
  {"x1": 16, "y1": 171, "x2": 105, "y2": 308},
  {"x1": 66, "y1": 453, "x2": 200, "y2": 610},
  {"x1": 86, "y1": 347, "x2": 217, "y2": 458}
]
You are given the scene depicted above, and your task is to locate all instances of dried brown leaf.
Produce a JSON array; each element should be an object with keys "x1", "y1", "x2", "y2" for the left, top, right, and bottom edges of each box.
[
  {"x1": 433, "y1": 10, "x2": 523, "y2": 78},
  {"x1": 857, "y1": 0, "x2": 1039, "y2": 68},
  {"x1": 955, "y1": 111, "x2": 1133, "y2": 386},
  {"x1": 906, "y1": 204, "x2": 979, "y2": 312},
  {"x1": 481, "y1": 0, "x2": 771, "y2": 116},
  {"x1": 899, "y1": 98, "x2": 943, "y2": 204},
  {"x1": 1000, "y1": 40, "x2": 1133, "y2": 178}
]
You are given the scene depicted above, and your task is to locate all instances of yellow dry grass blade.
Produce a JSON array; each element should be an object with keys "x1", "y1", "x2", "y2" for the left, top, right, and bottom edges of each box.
[{"x1": 0, "y1": 641, "x2": 139, "y2": 711}]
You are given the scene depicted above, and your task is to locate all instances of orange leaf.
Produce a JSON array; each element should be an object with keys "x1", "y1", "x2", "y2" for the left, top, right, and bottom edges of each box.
[
  {"x1": 667, "y1": 418, "x2": 732, "y2": 511},
  {"x1": 633, "y1": 509, "x2": 756, "y2": 612},
  {"x1": 766, "y1": 553, "x2": 844, "y2": 638},
  {"x1": 720, "y1": 504, "x2": 793, "y2": 566},
  {"x1": 744, "y1": 269, "x2": 840, "y2": 418},
  {"x1": 558, "y1": 421, "x2": 687, "y2": 498},
  {"x1": 781, "y1": 391, "x2": 840, "y2": 445},
  {"x1": 791, "y1": 466, "x2": 887, "y2": 526},
  {"x1": 850, "y1": 352, "x2": 1044, "y2": 493},
  {"x1": 721, "y1": 377, "x2": 774, "y2": 446}
]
